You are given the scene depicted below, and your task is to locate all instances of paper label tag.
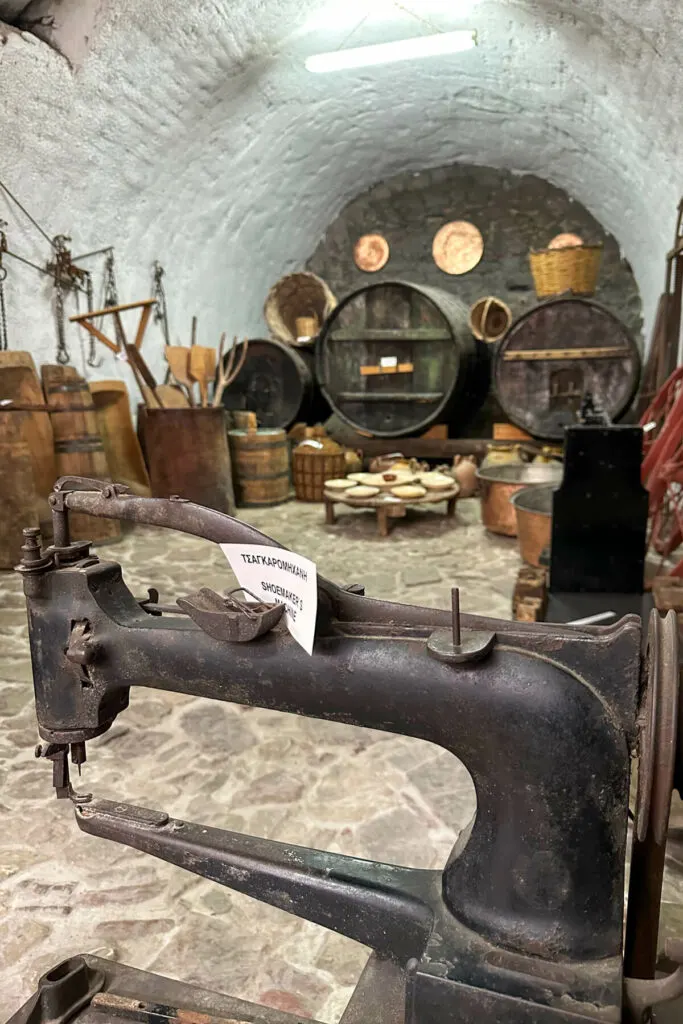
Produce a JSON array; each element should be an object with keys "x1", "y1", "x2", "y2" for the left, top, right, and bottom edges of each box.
[
  {"x1": 219, "y1": 544, "x2": 318, "y2": 655},
  {"x1": 380, "y1": 356, "x2": 398, "y2": 368}
]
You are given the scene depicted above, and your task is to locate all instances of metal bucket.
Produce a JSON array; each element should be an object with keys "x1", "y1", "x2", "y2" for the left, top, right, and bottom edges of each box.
[
  {"x1": 510, "y1": 485, "x2": 555, "y2": 566},
  {"x1": 476, "y1": 462, "x2": 562, "y2": 537}
]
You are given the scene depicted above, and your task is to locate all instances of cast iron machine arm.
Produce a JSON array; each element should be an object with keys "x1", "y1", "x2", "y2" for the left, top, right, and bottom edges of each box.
[{"x1": 13, "y1": 477, "x2": 683, "y2": 1024}]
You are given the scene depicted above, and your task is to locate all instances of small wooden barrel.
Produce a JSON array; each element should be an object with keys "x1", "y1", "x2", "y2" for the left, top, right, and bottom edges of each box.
[
  {"x1": 42, "y1": 365, "x2": 120, "y2": 544},
  {"x1": 494, "y1": 298, "x2": 641, "y2": 441},
  {"x1": 142, "y1": 408, "x2": 235, "y2": 513},
  {"x1": 292, "y1": 438, "x2": 346, "y2": 502},
  {"x1": 0, "y1": 414, "x2": 39, "y2": 568},
  {"x1": 228, "y1": 426, "x2": 290, "y2": 507},
  {"x1": 221, "y1": 338, "x2": 329, "y2": 429}
]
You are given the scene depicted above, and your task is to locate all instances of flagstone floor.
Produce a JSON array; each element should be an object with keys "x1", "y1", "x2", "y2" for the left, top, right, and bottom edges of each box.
[{"x1": 1, "y1": 497, "x2": 682, "y2": 1021}]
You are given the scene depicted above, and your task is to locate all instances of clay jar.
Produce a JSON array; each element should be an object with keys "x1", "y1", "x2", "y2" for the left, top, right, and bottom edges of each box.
[{"x1": 452, "y1": 455, "x2": 478, "y2": 498}]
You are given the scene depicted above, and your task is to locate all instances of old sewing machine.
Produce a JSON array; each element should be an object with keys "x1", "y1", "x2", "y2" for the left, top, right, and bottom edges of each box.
[{"x1": 8, "y1": 477, "x2": 683, "y2": 1024}]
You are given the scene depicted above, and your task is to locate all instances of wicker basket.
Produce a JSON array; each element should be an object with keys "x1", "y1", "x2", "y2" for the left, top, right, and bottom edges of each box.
[
  {"x1": 292, "y1": 437, "x2": 346, "y2": 502},
  {"x1": 529, "y1": 245, "x2": 602, "y2": 298},
  {"x1": 264, "y1": 272, "x2": 337, "y2": 346}
]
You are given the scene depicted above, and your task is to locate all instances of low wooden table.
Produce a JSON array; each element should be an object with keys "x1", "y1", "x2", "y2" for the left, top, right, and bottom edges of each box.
[{"x1": 324, "y1": 484, "x2": 459, "y2": 538}]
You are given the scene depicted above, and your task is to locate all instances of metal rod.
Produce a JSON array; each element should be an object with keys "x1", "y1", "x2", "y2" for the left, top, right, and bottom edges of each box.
[
  {"x1": 4, "y1": 247, "x2": 52, "y2": 277},
  {"x1": 0, "y1": 179, "x2": 58, "y2": 249},
  {"x1": 451, "y1": 587, "x2": 461, "y2": 647},
  {"x1": 566, "y1": 611, "x2": 617, "y2": 627},
  {"x1": 72, "y1": 245, "x2": 114, "y2": 261}
]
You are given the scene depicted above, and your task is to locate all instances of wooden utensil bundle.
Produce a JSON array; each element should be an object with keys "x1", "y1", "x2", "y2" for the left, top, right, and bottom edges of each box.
[{"x1": 161, "y1": 333, "x2": 248, "y2": 409}]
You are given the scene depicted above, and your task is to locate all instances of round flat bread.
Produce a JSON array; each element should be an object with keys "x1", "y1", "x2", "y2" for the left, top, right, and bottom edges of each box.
[
  {"x1": 391, "y1": 484, "x2": 427, "y2": 499},
  {"x1": 347, "y1": 472, "x2": 368, "y2": 482},
  {"x1": 324, "y1": 478, "x2": 355, "y2": 491},
  {"x1": 420, "y1": 473, "x2": 454, "y2": 490},
  {"x1": 346, "y1": 485, "x2": 380, "y2": 498}
]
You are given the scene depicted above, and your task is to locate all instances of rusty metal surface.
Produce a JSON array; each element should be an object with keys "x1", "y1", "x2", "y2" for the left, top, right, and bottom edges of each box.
[
  {"x1": 15, "y1": 478, "x2": 679, "y2": 1024},
  {"x1": 625, "y1": 610, "x2": 680, "y2": 982}
]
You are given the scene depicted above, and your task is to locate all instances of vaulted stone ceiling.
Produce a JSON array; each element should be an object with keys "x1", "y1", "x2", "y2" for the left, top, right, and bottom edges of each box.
[{"x1": 0, "y1": 0, "x2": 678, "y2": 381}]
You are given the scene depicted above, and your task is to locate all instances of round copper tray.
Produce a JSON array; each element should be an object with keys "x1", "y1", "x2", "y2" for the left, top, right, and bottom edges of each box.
[
  {"x1": 432, "y1": 221, "x2": 483, "y2": 275},
  {"x1": 548, "y1": 232, "x2": 584, "y2": 249},
  {"x1": 354, "y1": 234, "x2": 390, "y2": 272}
]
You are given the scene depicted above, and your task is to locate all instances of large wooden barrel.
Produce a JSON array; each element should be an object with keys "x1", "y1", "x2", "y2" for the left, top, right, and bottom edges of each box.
[
  {"x1": 0, "y1": 352, "x2": 55, "y2": 528},
  {"x1": 316, "y1": 281, "x2": 489, "y2": 438},
  {"x1": 0, "y1": 414, "x2": 39, "y2": 568},
  {"x1": 142, "y1": 408, "x2": 235, "y2": 513},
  {"x1": 228, "y1": 426, "x2": 290, "y2": 507},
  {"x1": 221, "y1": 338, "x2": 329, "y2": 428},
  {"x1": 42, "y1": 365, "x2": 120, "y2": 544},
  {"x1": 494, "y1": 298, "x2": 641, "y2": 441}
]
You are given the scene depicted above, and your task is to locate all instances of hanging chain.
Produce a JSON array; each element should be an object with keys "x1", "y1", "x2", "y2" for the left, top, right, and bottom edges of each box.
[
  {"x1": 84, "y1": 269, "x2": 101, "y2": 367},
  {"x1": 103, "y1": 250, "x2": 124, "y2": 350},
  {"x1": 47, "y1": 235, "x2": 90, "y2": 366},
  {"x1": 54, "y1": 279, "x2": 69, "y2": 364},
  {"x1": 152, "y1": 261, "x2": 171, "y2": 345}
]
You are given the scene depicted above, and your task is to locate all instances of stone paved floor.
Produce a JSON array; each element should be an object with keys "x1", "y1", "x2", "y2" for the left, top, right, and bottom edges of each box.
[{"x1": 1, "y1": 497, "x2": 682, "y2": 1021}]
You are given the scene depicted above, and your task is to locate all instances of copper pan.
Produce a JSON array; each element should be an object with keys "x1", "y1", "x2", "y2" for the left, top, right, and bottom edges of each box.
[
  {"x1": 476, "y1": 462, "x2": 562, "y2": 537},
  {"x1": 510, "y1": 484, "x2": 555, "y2": 566}
]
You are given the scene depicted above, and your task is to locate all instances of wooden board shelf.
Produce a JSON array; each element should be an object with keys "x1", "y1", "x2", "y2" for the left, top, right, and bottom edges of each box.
[{"x1": 329, "y1": 328, "x2": 451, "y2": 342}]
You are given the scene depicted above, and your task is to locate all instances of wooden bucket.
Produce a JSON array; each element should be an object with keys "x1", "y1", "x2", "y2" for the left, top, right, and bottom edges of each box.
[
  {"x1": 228, "y1": 424, "x2": 290, "y2": 507},
  {"x1": 0, "y1": 352, "x2": 55, "y2": 527},
  {"x1": 0, "y1": 413, "x2": 39, "y2": 568},
  {"x1": 141, "y1": 407, "x2": 235, "y2": 513},
  {"x1": 90, "y1": 380, "x2": 151, "y2": 496},
  {"x1": 292, "y1": 438, "x2": 346, "y2": 502},
  {"x1": 42, "y1": 365, "x2": 120, "y2": 544}
]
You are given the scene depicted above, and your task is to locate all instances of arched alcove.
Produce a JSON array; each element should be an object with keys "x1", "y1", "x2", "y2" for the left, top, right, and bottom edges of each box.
[{"x1": 0, "y1": 0, "x2": 680, "y2": 396}]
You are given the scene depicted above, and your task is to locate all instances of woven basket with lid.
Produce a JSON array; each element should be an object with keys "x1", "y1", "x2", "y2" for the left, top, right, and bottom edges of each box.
[{"x1": 292, "y1": 435, "x2": 346, "y2": 502}]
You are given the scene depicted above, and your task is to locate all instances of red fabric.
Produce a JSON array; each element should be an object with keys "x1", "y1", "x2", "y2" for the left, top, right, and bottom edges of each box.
[{"x1": 640, "y1": 367, "x2": 683, "y2": 574}]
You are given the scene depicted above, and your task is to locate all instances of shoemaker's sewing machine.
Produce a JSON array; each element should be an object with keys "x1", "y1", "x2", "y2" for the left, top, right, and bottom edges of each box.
[{"x1": 8, "y1": 478, "x2": 683, "y2": 1024}]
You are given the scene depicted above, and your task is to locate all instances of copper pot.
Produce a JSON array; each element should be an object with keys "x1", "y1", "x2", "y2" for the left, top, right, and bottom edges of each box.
[
  {"x1": 476, "y1": 462, "x2": 562, "y2": 537},
  {"x1": 510, "y1": 485, "x2": 555, "y2": 566}
]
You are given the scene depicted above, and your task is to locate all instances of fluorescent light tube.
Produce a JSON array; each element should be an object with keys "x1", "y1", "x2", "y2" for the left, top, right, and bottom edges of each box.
[{"x1": 305, "y1": 30, "x2": 477, "y2": 73}]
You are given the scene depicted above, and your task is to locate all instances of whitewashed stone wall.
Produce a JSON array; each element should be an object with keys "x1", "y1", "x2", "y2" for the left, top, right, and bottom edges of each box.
[{"x1": 0, "y1": 0, "x2": 679, "y2": 396}]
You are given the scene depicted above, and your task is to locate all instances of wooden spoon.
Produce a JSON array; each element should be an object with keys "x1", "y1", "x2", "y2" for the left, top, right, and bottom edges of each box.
[
  {"x1": 165, "y1": 346, "x2": 195, "y2": 406},
  {"x1": 188, "y1": 345, "x2": 216, "y2": 408}
]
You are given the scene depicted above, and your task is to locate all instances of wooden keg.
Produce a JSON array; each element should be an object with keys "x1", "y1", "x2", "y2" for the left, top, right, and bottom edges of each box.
[
  {"x1": 42, "y1": 365, "x2": 120, "y2": 544},
  {"x1": 90, "y1": 380, "x2": 151, "y2": 497},
  {"x1": 0, "y1": 352, "x2": 55, "y2": 527},
  {"x1": 220, "y1": 338, "x2": 329, "y2": 429},
  {"x1": 228, "y1": 423, "x2": 290, "y2": 507},
  {"x1": 316, "y1": 280, "x2": 489, "y2": 438},
  {"x1": 494, "y1": 298, "x2": 641, "y2": 441},
  {"x1": 142, "y1": 408, "x2": 235, "y2": 513},
  {"x1": 0, "y1": 414, "x2": 39, "y2": 568}
]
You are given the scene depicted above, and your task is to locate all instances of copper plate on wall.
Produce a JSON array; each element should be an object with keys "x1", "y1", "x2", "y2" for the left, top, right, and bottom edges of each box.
[
  {"x1": 354, "y1": 234, "x2": 390, "y2": 272},
  {"x1": 432, "y1": 221, "x2": 484, "y2": 275},
  {"x1": 548, "y1": 232, "x2": 584, "y2": 249}
]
